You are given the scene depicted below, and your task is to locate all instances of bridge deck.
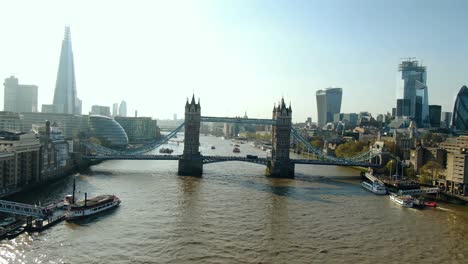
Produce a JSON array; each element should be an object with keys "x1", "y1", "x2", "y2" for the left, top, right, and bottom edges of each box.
[{"x1": 83, "y1": 155, "x2": 378, "y2": 167}]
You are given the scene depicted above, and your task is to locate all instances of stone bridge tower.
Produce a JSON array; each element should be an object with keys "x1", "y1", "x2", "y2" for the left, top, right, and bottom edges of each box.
[
  {"x1": 267, "y1": 98, "x2": 295, "y2": 178},
  {"x1": 178, "y1": 95, "x2": 203, "y2": 176}
]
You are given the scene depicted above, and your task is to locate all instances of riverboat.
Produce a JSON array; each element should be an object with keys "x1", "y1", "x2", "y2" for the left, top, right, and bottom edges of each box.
[
  {"x1": 211, "y1": 146, "x2": 216, "y2": 149},
  {"x1": 389, "y1": 193, "x2": 413, "y2": 207},
  {"x1": 361, "y1": 180, "x2": 387, "y2": 195},
  {"x1": 66, "y1": 194, "x2": 120, "y2": 221},
  {"x1": 233, "y1": 147, "x2": 240, "y2": 153},
  {"x1": 65, "y1": 180, "x2": 121, "y2": 221}
]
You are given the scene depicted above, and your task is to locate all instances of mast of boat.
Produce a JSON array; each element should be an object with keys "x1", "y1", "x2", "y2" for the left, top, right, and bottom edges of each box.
[
  {"x1": 84, "y1": 192, "x2": 87, "y2": 207},
  {"x1": 72, "y1": 178, "x2": 76, "y2": 204}
]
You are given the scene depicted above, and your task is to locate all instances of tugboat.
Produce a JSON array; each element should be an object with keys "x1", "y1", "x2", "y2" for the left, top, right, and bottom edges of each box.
[
  {"x1": 211, "y1": 146, "x2": 216, "y2": 150},
  {"x1": 65, "y1": 180, "x2": 121, "y2": 221}
]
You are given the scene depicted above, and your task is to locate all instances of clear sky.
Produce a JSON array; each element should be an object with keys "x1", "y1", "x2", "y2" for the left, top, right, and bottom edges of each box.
[{"x1": 0, "y1": 0, "x2": 467, "y2": 122}]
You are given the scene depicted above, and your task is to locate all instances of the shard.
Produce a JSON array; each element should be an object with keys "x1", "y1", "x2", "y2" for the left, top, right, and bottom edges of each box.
[{"x1": 53, "y1": 26, "x2": 81, "y2": 114}]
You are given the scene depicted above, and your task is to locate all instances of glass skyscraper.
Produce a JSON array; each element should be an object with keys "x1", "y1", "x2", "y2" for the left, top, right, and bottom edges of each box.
[
  {"x1": 452, "y1": 85, "x2": 468, "y2": 131},
  {"x1": 395, "y1": 59, "x2": 429, "y2": 126},
  {"x1": 316, "y1": 88, "x2": 342, "y2": 127},
  {"x1": 53, "y1": 26, "x2": 81, "y2": 115}
]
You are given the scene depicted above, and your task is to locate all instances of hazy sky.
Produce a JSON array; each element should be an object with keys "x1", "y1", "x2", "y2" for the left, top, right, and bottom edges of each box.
[{"x1": 1, "y1": 0, "x2": 467, "y2": 122}]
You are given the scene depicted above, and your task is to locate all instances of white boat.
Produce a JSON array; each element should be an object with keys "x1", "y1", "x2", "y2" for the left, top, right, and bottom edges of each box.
[
  {"x1": 361, "y1": 180, "x2": 387, "y2": 195},
  {"x1": 389, "y1": 193, "x2": 413, "y2": 207}
]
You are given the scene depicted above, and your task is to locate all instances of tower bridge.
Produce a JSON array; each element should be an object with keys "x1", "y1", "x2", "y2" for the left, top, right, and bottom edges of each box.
[{"x1": 82, "y1": 95, "x2": 382, "y2": 178}]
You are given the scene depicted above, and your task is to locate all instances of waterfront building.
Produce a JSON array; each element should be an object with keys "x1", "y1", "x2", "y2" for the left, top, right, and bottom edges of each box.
[
  {"x1": 114, "y1": 116, "x2": 160, "y2": 143},
  {"x1": 88, "y1": 115, "x2": 128, "y2": 148},
  {"x1": 429, "y1": 105, "x2": 442, "y2": 128},
  {"x1": 0, "y1": 112, "x2": 23, "y2": 132},
  {"x1": 21, "y1": 112, "x2": 89, "y2": 140},
  {"x1": 438, "y1": 136, "x2": 468, "y2": 196},
  {"x1": 34, "y1": 121, "x2": 70, "y2": 180},
  {"x1": 112, "y1": 103, "x2": 119, "y2": 117},
  {"x1": 3, "y1": 76, "x2": 38, "y2": 113},
  {"x1": 316, "y1": 88, "x2": 342, "y2": 127},
  {"x1": 0, "y1": 153, "x2": 15, "y2": 195},
  {"x1": 395, "y1": 59, "x2": 429, "y2": 126},
  {"x1": 451, "y1": 85, "x2": 468, "y2": 131},
  {"x1": 91, "y1": 105, "x2": 111, "y2": 117},
  {"x1": 0, "y1": 131, "x2": 41, "y2": 188},
  {"x1": 53, "y1": 27, "x2": 81, "y2": 115},
  {"x1": 119, "y1": 101, "x2": 127, "y2": 117}
]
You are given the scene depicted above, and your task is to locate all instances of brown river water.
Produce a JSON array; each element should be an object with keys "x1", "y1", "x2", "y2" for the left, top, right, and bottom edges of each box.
[{"x1": 0, "y1": 135, "x2": 467, "y2": 263}]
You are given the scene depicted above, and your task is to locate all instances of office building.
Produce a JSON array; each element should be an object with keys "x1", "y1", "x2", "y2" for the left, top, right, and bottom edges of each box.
[
  {"x1": 119, "y1": 101, "x2": 127, "y2": 117},
  {"x1": 429, "y1": 105, "x2": 442, "y2": 128},
  {"x1": 0, "y1": 112, "x2": 23, "y2": 132},
  {"x1": 396, "y1": 98, "x2": 411, "y2": 116},
  {"x1": 316, "y1": 88, "x2": 342, "y2": 127},
  {"x1": 438, "y1": 136, "x2": 468, "y2": 196},
  {"x1": 115, "y1": 116, "x2": 161, "y2": 143},
  {"x1": 3, "y1": 76, "x2": 38, "y2": 113},
  {"x1": 21, "y1": 112, "x2": 89, "y2": 139},
  {"x1": 88, "y1": 115, "x2": 128, "y2": 148},
  {"x1": 112, "y1": 103, "x2": 119, "y2": 117},
  {"x1": 0, "y1": 131, "x2": 41, "y2": 187},
  {"x1": 53, "y1": 27, "x2": 81, "y2": 114},
  {"x1": 452, "y1": 85, "x2": 468, "y2": 131},
  {"x1": 395, "y1": 59, "x2": 429, "y2": 126},
  {"x1": 441, "y1": 112, "x2": 452, "y2": 129},
  {"x1": 91, "y1": 105, "x2": 111, "y2": 117}
]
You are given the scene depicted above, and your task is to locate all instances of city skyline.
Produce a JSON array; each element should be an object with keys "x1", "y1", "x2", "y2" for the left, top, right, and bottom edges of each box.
[{"x1": 0, "y1": 0, "x2": 467, "y2": 121}]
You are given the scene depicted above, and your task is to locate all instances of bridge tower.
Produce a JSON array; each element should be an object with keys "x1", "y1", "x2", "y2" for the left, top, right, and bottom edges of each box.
[
  {"x1": 178, "y1": 95, "x2": 203, "y2": 176},
  {"x1": 267, "y1": 98, "x2": 295, "y2": 178}
]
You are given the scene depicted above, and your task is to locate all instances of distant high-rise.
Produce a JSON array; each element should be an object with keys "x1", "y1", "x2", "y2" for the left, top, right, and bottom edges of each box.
[
  {"x1": 316, "y1": 88, "x2": 342, "y2": 127},
  {"x1": 395, "y1": 59, "x2": 429, "y2": 126},
  {"x1": 3, "y1": 76, "x2": 38, "y2": 113},
  {"x1": 53, "y1": 26, "x2": 81, "y2": 114},
  {"x1": 91, "y1": 105, "x2": 111, "y2": 117},
  {"x1": 112, "y1": 103, "x2": 119, "y2": 117},
  {"x1": 441, "y1": 112, "x2": 452, "y2": 129},
  {"x1": 429, "y1": 105, "x2": 441, "y2": 128},
  {"x1": 119, "y1": 101, "x2": 127, "y2": 117},
  {"x1": 452, "y1": 85, "x2": 468, "y2": 131}
]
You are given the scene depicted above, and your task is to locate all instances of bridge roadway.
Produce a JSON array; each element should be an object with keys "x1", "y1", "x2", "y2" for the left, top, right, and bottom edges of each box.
[{"x1": 82, "y1": 155, "x2": 379, "y2": 167}]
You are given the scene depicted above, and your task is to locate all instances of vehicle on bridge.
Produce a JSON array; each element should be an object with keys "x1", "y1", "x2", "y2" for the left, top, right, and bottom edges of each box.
[{"x1": 246, "y1": 155, "x2": 258, "y2": 159}]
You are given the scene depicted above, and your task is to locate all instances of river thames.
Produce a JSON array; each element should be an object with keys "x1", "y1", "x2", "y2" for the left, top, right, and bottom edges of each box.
[{"x1": 0, "y1": 135, "x2": 467, "y2": 263}]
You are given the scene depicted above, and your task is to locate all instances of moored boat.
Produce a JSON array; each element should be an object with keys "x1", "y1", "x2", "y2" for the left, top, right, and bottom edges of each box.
[
  {"x1": 65, "y1": 180, "x2": 121, "y2": 221},
  {"x1": 361, "y1": 180, "x2": 387, "y2": 195},
  {"x1": 389, "y1": 193, "x2": 413, "y2": 207},
  {"x1": 424, "y1": 201, "x2": 437, "y2": 207},
  {"x1": 66, "y1": 194, "x2": 120, "y2": 221}
]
